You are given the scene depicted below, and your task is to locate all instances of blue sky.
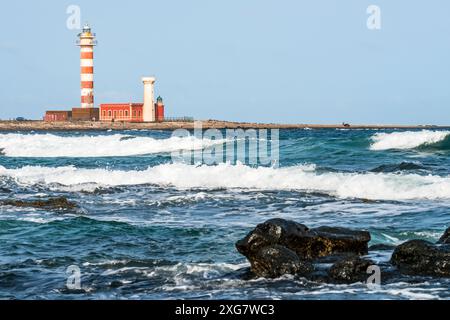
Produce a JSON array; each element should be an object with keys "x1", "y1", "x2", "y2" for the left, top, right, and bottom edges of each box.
[{"x1": 0, "y1": 0, "x2": 449, "y2": 124}]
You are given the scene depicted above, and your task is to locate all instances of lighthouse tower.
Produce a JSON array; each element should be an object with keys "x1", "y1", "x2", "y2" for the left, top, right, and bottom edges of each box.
[
  {"x1": 142, "y1": 77, "x2": 156, "y2": 122},
  {"x1": 77, "y1": 24, "x2": 97, "y2": 108}
]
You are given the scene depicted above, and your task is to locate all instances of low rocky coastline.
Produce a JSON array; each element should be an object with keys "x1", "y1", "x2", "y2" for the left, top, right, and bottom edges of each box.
[
  {"x1": 0, "y1": 120, "x2": 449, "y2": 131},
  {"x1": 236, "y1": 218, "x2": 450, "y2": 284}
]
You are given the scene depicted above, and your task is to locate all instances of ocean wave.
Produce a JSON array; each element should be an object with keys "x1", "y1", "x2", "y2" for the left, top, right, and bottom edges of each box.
[
  {"x1": 1, "y1": 163, "x2": 450, "y2": 200},
  {"x1": 0, "y1": 133, "x2": 226, "y2": 157},
  {"x1": 370, "y1": 130, "x2": 450, "y2": 151},
  {"x1": 370, "y1": 162, "x2": 426, "y2": 173}
]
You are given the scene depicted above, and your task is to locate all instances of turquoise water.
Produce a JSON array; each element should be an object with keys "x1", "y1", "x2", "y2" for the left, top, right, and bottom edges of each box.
[{"x1": 0, "y1": 129, "x2": 449, "y2": 299}]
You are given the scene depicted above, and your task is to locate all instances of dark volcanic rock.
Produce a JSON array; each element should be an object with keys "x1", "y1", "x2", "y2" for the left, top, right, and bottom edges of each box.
[
  {"x1": 313, "y1": 252, "x2": 360, "y2": 264},
  {"x1": 391, "y1": 240, "x2": 450, "y2": 277},
  {"x1": 306, "y1": 226, "x2": 371, "y2": 258},
  {"x1": 2, "y1": 197, "x2": 78, "y2": 210},
  {"x1": 236, "y1": 219, "x2": 309, "y2": 256},
  {"x1": 236, "y1": 219, "x2": 371, "y2": 279},
  {"x1": 369, "y1": 243, "x2": 397, "y2": 251},
  {"x1": 236, "y1": 219, "x2": 450, "y2": 282},
  {"x1": 249, "y1": 245, "x2": 313, "y2": 278},
  {"x1": 438, "y1": 227, "x2": 450, "y2": 244},
  {"x1": 236, "y1": 218, "x2": 370, "y2": 260},
  {"x1": 328, "y1": 257, "x2": 375, "y2": 283},
  {"x1": 0, "y1": 187, "x2": 11, "y2": 193},
  {"x1": 110, "y1": 280, "x2": 124, "y2": 288}
]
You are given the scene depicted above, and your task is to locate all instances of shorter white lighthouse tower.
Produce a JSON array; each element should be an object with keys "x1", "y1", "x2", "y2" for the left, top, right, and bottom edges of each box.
[{"x1": 142, "y1": 77, "x2": 156, "y2": 122}]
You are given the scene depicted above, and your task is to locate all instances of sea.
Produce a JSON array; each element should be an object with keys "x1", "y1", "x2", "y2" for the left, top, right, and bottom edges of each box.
[{"x1": 0, "y1": 128, "x2": 449, "y2": 300}]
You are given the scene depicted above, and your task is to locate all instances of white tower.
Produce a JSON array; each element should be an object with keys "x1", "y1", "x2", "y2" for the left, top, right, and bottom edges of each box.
[
  {"x1": 77, "y1": 24, "x2": 97, "y2": 108},
  {"x1": 142, "y1": 77, "x2": 156, "y2": 122}
]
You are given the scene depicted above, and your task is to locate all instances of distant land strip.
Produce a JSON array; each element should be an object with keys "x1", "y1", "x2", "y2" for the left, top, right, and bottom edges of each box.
[{"x1": 0, "y1": 120, "x2": 449, "y2": 131}]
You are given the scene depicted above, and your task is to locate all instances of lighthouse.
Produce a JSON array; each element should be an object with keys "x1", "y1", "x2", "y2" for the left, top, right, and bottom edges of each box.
[
  {"x1": 45, "y1": 23, "x2": 167, "y2": 123},
  {"x1": 77, "y1": 24, "x2": 97, "y2": 109},
  {"x1": 142, "y1": 77, "x2": 156, "y2": 122}
]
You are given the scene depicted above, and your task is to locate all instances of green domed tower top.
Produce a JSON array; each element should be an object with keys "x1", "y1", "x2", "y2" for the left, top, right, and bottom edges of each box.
[{"x1": 157, "y1": 96, "x2": 163, "y2": 103}]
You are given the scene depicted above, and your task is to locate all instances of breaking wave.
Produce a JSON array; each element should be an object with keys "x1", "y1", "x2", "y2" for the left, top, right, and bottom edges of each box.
[
  {"x1": 370, "y1": 162, "x2": 426, "y2": 173},
  {"x1": 1, "y1": 163, "x2": 450, "y2": 200},
  {"x1": 0, "y1": 133, "x2": 226, "y2": 157},
  {"x1": 370, "y1": 130, "x2": 450, "y2": 151}
]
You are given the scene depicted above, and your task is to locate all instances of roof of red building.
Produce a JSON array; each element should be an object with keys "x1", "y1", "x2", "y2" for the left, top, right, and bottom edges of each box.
[{"x1": 100, "y1": 103, "x2": 143, "y2": 106}]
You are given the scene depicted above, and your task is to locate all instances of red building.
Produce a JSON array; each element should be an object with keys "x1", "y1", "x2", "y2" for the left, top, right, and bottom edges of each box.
[
  {"x1": 100, "y1": 98, "x2": 165, "y2": 123},
  {"x1": 100, "y1": 103, "x2": 144, "y2": 122},
  {"x1": 44, "y1": 111, "x2": 72, "y2": 122},
  {"x1": 72, "y1": 107, "x2": 99, "y2": 121}
]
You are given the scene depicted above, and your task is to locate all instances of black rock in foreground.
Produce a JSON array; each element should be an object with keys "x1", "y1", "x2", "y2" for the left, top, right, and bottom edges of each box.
[
  {"x1": 236, "y1": 220, "x2": 450, "y2": 282},
  {"x1": 236, "y1": 218, "x2": 371, "y2": 279},
  {"x1": 328, "y1": 256, "x2": 375, "y2": 283},
  {"x1": 236, "y1": 218, "x2": 371, "y2": 260},
  {"x1": 390, "y1": 240, "x2": 450, "y2": 277},
  {"x1": 250, "y1": 245, "x2": 313, "y2": 278},
  {"x1": 438, "y1": 227, "x2": 450, "y2": 244}
]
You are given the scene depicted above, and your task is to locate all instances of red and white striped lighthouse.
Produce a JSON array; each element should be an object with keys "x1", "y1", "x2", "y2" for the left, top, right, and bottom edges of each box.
[{"x1": 77, "y1": 24, "x2": 97, "y2": 108}]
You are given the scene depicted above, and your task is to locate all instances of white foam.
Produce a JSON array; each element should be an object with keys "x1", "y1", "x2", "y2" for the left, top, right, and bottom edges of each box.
[
  {"x1": 370, "y1": 130, "x2": 450, "y2": 151},
  {"x1": 399, "y1": 231, "x2": 443, "y2": 239},
  {"x1": 0, "y1": 133, "x2": 226, "y2": 157},
  {"x1": 380, "y1": 233, "x2": 402, "y2": 244},
  {"x1": 2, "y1": 163, "x2": 450, "y2": 200},
  {"x1": 305, "y1": 282, "x2": 444, "y2": 300}
]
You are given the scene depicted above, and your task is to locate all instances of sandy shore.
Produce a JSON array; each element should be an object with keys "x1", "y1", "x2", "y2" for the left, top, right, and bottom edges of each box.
[{"x1": 0, "y1": 120, "x2": 448, "y2": 131}]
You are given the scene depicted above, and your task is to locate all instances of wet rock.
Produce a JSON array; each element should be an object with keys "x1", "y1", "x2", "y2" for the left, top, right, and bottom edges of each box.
[
  {"x1": 306, "y1": 253, "x2": 361, "y2": 283},
  {"x1": 249, "y1": 245, "x2": 313, "y2": 278},
  {"x1": 236, "y1": 218, "x2": 309, "y2": 256},
  {"x1": 313, "y1": 252, "x2": 359, "y2": 264},
  {"x1": 328, "y1": 257, "x2": 375, "y2": 283},
  {"x1": 2, "y1": 197, "x2": 78, "y2": 210},
  {"x1": 236, "y1": 218, "x2": 370, "y2": 260},
  {"x1": 236, "y1": 219, "x2": 371, "y2": 279},
  {"x1": 110, "y1": 280, "x2": 124, "y2": 288},
  {"x1": 59, "y1": 287, "x2": 87, "y2": 295},
  {"x1": 438, "y1": 227, "x2": 450, "y2": 244},
  {"x1": 307, "y1": 226, "x2": 371, "y2": 258},
  {"x1": 234, "y1": 266, "x2": 254, "y2": 281},
  {"x1": 369, "y1": 243, "x2": 397, "y2": 251},
  {"x1": 391, "y1": 240, "x2": 450, "y2": 277},
  {"x1": 0, "y1": 187, "x2": 11, "y2": 193}
]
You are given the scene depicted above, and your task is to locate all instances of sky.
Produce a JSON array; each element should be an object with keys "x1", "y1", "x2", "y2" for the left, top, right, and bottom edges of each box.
[{"x1": 0, "y1": 0, "x2": 449, "y2": 124}]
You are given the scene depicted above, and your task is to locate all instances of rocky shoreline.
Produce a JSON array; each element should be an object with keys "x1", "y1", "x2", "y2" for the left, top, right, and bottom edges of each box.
[
  {"x1": 2, "y1": 196, "x2": 449, "y2": 286},
  {"x1": 0, "y1": 120, "x2": 449, "y2": 131},
  {"x1": 236, "y1": 219, "x2": 450, "y2": 284}
]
